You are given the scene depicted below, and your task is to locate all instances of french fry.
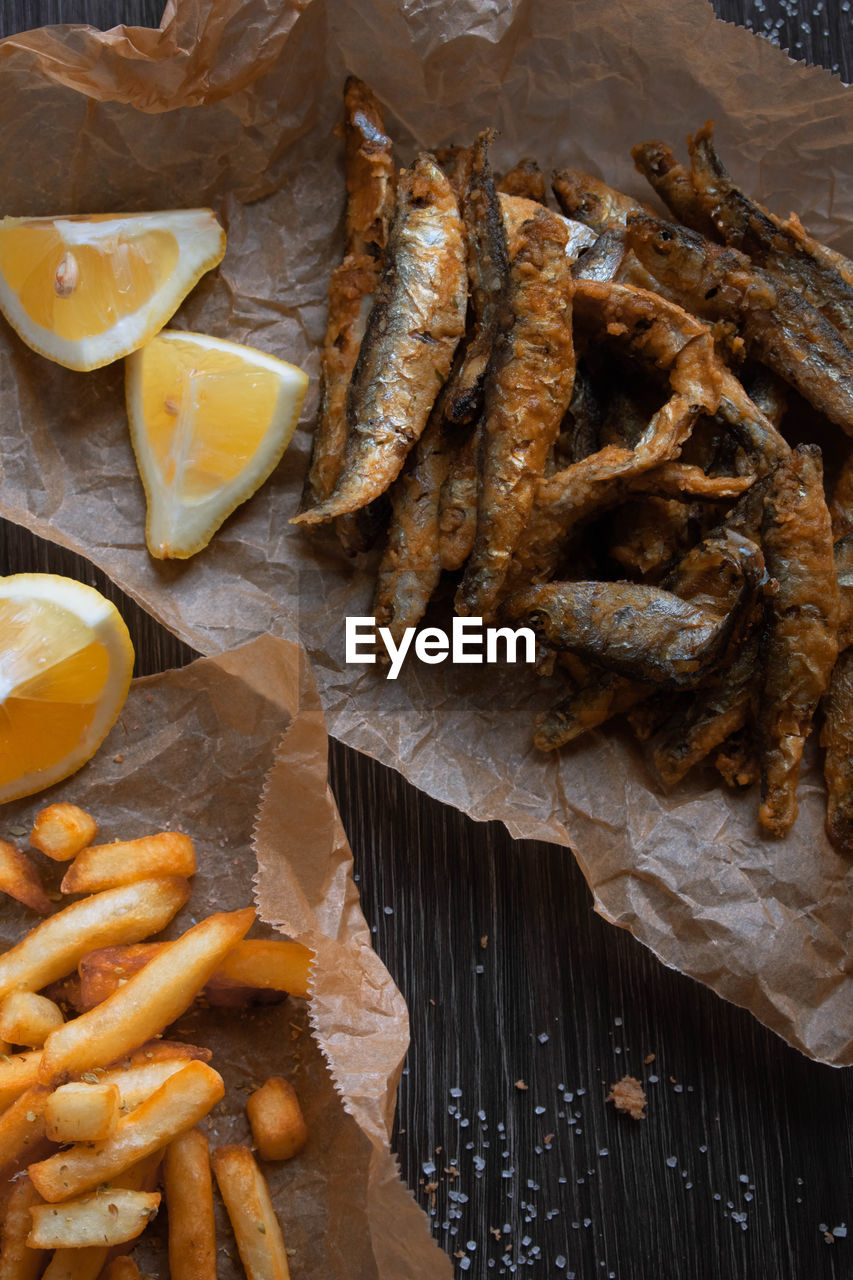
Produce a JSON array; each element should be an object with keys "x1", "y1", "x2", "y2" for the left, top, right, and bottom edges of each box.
[
  {"x1": 0, "y1": 1051, "x2": 42, "y2": 1113},
  {"x1": 163, "y1": 1128, "x2": 217, "y2": 1280},
  {"x1": 39, "y1": 1153, "x2": 160, "y2": 1280},
  {"x1": 113, "y1": 1038, "x2": 213, "y2": 1068},
  {"x1": 30, "y1": 805, "x2": 98, "y2": 862},
  {"x1": 102, "y1": 1259, "x2": 142, "y2": 1280},
  {"x1": 246, "y1": 1076, "x2": 307, "y2": 1162},
  {"x1": 215, "y1": 939, "x2": 312, "y2": 1002},
  {"x1": 99, "y1": 1057, "x2": 209, "y2": 1112},
  {"x1": 0, "y1": 841, "x2": 52, "y2": 916},
  {"x1": 0, "y1": 1174, "x2": 44, "y2": 1280},
  {"x1": 28, "y1": 1061, "x2": 224, "y2": 1202},
  {"x1": 0, "y1": 993, "x2": 64, "y2": 1049},
  {"x1": 76, "y1": 937, "x2": 312, "y2": 1011},
  {"x1": 28, "y1": 1189, "x2": 161, "y2": 1248},
  {"x1": 211, "y1": 1144, "x2": 291, "y2": 1280},
  {"x1": 0, "y1": 878, "x2": 190, "y2": 1004},
  {"x1": 61, "y1": 833, "x2": 196, "y2": 895},
  {"x1": 39, "y1": 907, "x2": 255, "y2": 1084},
  {"x1": 0, "y1": 1085, "x2": 49, "y2": 1171},
  {"x1": 45, "y1": 1082, "x2": 120, "y2": 1143}
]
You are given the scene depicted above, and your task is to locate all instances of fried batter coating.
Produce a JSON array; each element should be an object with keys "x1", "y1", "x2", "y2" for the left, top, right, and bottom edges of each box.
[
  {"x1": 457, "y1": 208, "x2": 576, "y2": 619},
  {"x1": 552, "y1": 169, "x2": 656, "y2": 234},
  {"x1": 831, "y1": 453, "x2": 853, "y2": 540},
  {"x1": 821, "y1": 649, "x2": 853, "y2": 856},
  {"x1": 292, "y1": 154, "x2": 467, "y2": 525},
  {"x1": 497, "y1": 158, "x2": 547, "y2": 204},
  {"x1": 716, "y1": 728, "x2": 759, "y2": 790},
  {"x1": 626, "y1": 213, "x2": 853, "y2": 436},
  {"x1": 757, "y1": 445, "x2": 839, "y2": 836},
  {"x1": 834, "y1": 534, "x2": 853, "y2": 651},
  {"x1": 535, "y1": 664, "x2": 649, "y2": 751},
  {"x1": 631, "y1": 139, "x2": 718, "y2": 239},
  {"x1": 688, "y1": 122, "x2": 853, "y2": 349},
  {"x1": 499, "y1": 195, "x2": 596, "y2": 264},
  {"x1": 300, "y1": 78, "x2": 395, "y2": 516}
]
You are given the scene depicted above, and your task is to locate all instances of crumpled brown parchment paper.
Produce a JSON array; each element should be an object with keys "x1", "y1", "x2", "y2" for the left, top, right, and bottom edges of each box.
[
  {"x1": 0, "y1": 0, "x2": 852, "y2": 1065},
  {"x1": 0, "y1": 634, "x2": 450, "y2": 1278}
]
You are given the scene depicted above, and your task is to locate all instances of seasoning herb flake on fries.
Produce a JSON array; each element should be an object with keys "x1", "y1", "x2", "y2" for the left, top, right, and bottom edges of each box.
[{"x1": 295, "y1": 80, "x2": 853, "y2": 846}]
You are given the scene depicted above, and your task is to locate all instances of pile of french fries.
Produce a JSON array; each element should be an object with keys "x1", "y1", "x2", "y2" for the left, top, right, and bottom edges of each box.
[{"x1": 0, "y1": 802, "x2": 313, "y2": 1280}]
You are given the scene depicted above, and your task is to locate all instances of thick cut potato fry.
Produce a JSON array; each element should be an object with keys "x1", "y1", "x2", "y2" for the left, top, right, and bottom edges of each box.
[
  {"x1": 102, "y1": 1259, "x2": 142, "y2": 1280},
  {"x1": 0, "y1": 878, "x2": 190, "y2": 1004},
  {"x1": 100, "y1": 1058, "x2": 205, "y2": 1111},
  {"x1": 28, "y1": 1189, "x2": 161, "y2": 1248},
  {"x1": 0, "y1": 993, "x2": 63, "y2": 1049},
  {"x1": 246, "y1": 1076, "x2": 307, "y2": 1162},
  {"x1": 29, "y1": 1061, "x2": 224, "y2": 1202},
  {"x1": 30, "y1": 806, "x2": 98, "y2": 862},
  {"x1": 211, "y1": 1144, "x2": 291, "y2": 1280},
  {"x1": 0, "y1": 1051, "x2": 42, "y2": 1112},
  {"x1": 61, "y1": 833, "x2": 196, "y2": 895},
  {"x1": 163, "y1": 1128, "x2": 217, "y2": 1280},
  {"x1": 76, "y1": 938, "x2": 312, "y2": 1011},
  {"x1": 45, "y1": 1082, "x2": 120, "y2": 1143},
  {"x1": 39, "y1": 907, "x2": 255, "y2": 1084},
  {"x1": 38, "y1": 1153, "x2": 160, "y2": 1280},
  {"x1": 0, "y1": 1084, "x2": 48, "y2": 1171},
  {"x1": 0, "y1": 1174, "x2": 44, "y2": 1280},
  {"x1": 0, "y1": 841, "x2": 52, "y2": 916}
]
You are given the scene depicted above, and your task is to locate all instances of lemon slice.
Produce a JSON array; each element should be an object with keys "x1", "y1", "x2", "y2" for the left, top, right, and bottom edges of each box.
[
  {"x1": 126, "y1": 330, "x2": 309, "y2": 560},
  {"x1": 0, "y1": 575, "x2": 135, "y2": 804},
  {"x1": 0, "y1": 210, "x2": 226, "y2": 371}
]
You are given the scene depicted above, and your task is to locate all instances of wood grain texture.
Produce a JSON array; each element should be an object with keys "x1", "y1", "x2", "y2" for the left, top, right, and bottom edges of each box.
[{"x1": 1, "y1": 3, "x2": 853, "y2": 1277}]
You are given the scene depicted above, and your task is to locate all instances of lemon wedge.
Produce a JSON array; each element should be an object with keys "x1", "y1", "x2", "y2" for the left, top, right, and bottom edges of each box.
[
  {"x1": 126, "y1": 330, "x2": 309, "y2": 560},
  {"x1": 0, "y1": 575, "x2": 135, "y2": 804},
  {"x1": 0, "y1": 210, "x2": 226, "y2": 371}
]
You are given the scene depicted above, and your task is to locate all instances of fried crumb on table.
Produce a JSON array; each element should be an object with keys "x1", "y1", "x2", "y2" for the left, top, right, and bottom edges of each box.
[{"x1": 606, "y1": 1075, "x2": 647, "y2": 1120}]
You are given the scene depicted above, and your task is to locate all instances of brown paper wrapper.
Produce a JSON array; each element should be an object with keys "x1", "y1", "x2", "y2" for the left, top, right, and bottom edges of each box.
[
  {"x1": 1, "y1": 0, "x2": 852, "y2": 1065},
  {"x1": 0, "y1": 635, "x2": 449, "y2": 1278}
]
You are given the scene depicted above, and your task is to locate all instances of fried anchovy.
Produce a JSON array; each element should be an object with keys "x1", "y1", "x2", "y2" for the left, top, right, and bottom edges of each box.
[
  {"x1": 299, "y1": 78, "x2": 396, "y2": 516},
  {"x1": 740, "y1": 365, "x2": 788, "y2": 429},
  {"x1": 500, "y1": 195, "x2": 596, "y2": 264},
  {"x1": 781, "y1": 210, "x2": 853, "y2": 288},
  {"x1": 645, "y1": 627, "x2": 760, "y2": 788},
  {"x1": 372, "y1": 406, "x2": 451, "y2": 644},
  {"x1": 831, "y1": 452, "x2": 853, "y2": 540},
  {"x1": 608, "y1": 497, "x2": 694, "y2": 579},
  {"x1": 821, "y1": 649, "x2": 853, "y2": 856},
  {"x1": 504, "y1": 531, "x2": 764, "y2": 687},
  {"x1": 757, "y1": 445, "x2": 839, "y2": 836},
  {"x1": 552, "y1": 169, "x2": 656, "y2": 233},
  {"x1": 506, "y1": 280, "x2": 722, "y2": 589},
  {"x1": 497, "y1": 158, "x2": 547, "y2": 204},
  {"x1": 631, "y1": 139, "x2": 718, "y2": 238},
  {"x1": 835, "y1": 534, "x2": 853, "y2": 651},
  {"x1": 536, "y1": 529, "x2": 761, "y2": 750},
  {"x1": 626, "y1": 213, "x2": 853, "y2": 435},
  {"x1": 293, "y1": 154, "x2": 467, "y2": 525},
  {"x1": 688, "y1": 122, "x2": 853, "y2": 348},
  {"x1": 715, "y1": 368, "x2": 790, "y2": 476},
  {"x1": 552, "y1": 361, "x2": 604, "y2": 468},
  {"x1": 627, "y1": 462, "x2": 753, "y2": 500},
  {"x1": 444, "y1": 131, "x2": 510, "y2": 427},
  {"x1": 456, "y1": 208, "x2": 576, "y2": 619}
]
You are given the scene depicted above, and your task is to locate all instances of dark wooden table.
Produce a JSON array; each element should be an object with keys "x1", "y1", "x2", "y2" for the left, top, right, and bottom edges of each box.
[{"x1": 2, "y1": 4, "x2": 853, "y2": 1278}]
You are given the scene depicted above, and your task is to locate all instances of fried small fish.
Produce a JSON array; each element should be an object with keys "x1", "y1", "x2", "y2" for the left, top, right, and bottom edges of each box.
[
  {"x1": 300, "y1": 78, "x2": 396, "y2": 516},
  {"x1": 831, "y1": 453, "x2": 853, "y2": 540},
  {"x1": 500, "y1": 195, "x2": 596, "y2": 264},
  {"x1": 757, "y1": 445, "x2": 839, "y2": 836},
  {"x1": 456, "y1": 207, "x2": 576, "y2": 619},
  {"x1": 834, "y1": 533, "x2": 853, "y2": 651},
  {"x1": 716, "y1": 728, "x2": 759, "y2": 790},
  {"x1": 444, "y1": 131, "x2": 510, "y2": 427},
  {"x1": 626, "y1": 213, "x2": 853, "y2": 436},
  {"x1": 535, "y1": 663, "x2": 649, "y2": 751},
  {"x1": 292, "y1": 154, "x2": 467, "y2": 525},
  {"x1": 506, "y1": 281, "x2": 722, "y2": 589},
  {"x1": 821, "y1": 649, "x2": 853, "y2": 856},
  {"x1": 497, "y1": 157, "x2": 547, "y2": 204},
  {"x1": 688, "y1": 122, "x2": 853, "y2": 349},
  {"x1": 504, "y1": 531, "x2": 764, "y2": 687},
  {"x1": 631, "y1": 139, "x2": 718, "y2": 239},
  {"x1": 552, "y1": 169, "x2": 656, "y2": 234}
]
